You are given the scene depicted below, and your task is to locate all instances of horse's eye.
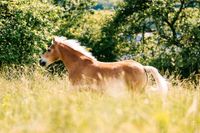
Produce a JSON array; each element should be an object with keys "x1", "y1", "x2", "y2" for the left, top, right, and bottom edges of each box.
[{"x1": 47, "y1": 49, "x2": 51, "y2": 52}]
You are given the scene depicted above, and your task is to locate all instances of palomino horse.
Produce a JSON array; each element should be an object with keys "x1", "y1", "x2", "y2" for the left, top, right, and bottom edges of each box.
[{"x1": 39, "y1": 36, "x2": 168, "y2": 94}]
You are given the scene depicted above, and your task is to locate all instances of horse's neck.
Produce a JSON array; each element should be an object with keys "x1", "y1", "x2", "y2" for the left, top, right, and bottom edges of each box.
[{"x1": 58, "y1": 44, "x2": 92, "y2": 71}]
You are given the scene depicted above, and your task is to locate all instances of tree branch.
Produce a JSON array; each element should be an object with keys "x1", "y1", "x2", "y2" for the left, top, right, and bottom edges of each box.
[{"x1": 171, "y1": 0, "x2": 185, "y2": 26}]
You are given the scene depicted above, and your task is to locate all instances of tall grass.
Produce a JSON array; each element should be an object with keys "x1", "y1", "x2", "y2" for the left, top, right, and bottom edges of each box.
[{"x1": 0, "y1": 67, "x2": 199, "y2": 133}]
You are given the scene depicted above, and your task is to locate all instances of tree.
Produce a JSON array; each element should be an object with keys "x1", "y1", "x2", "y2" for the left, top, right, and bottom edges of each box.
[
  {"x1": 52, "y1": 0, "x2": 96, "y2": 38},
  {"x1": 94, "y1": 0, "x2": 200, "y2": 77},
  {"x1": 91, "y1": 0, "x2": 151, "y2": 61}
]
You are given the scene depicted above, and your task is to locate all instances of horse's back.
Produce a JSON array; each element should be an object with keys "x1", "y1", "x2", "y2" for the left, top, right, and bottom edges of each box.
[
  {"x1": 95, "y1": 60, "x2": 142, "y2": 68},
  {"x1": 94, "y1": 60, "x2": 144, "y2": 74}
]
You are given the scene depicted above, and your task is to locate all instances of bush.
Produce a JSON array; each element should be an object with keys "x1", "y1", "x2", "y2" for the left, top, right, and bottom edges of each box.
[
  {"x1": 0, "y1": 0, "x2": 62, "y2": 65},
  {"x1": 0, "y1": 0, "x2": 96, "y2": 65}
]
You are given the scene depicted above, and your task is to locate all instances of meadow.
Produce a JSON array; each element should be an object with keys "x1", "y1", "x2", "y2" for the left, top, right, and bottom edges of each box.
[{"x1": 0, "y1": 68, "x2": 199, "y2": 133}]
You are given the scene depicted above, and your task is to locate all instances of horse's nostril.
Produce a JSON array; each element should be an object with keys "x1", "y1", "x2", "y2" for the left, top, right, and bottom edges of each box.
[{"x1": 39, "y1": 59, "x2": 46, "y2": 66}]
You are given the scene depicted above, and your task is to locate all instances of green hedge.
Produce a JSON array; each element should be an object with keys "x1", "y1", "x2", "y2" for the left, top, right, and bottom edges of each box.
[{"x1": 0, "y1": 0, "x2": 63, "y2": 65}]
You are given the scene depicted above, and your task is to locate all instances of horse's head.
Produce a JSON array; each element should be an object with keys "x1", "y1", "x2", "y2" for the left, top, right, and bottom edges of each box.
[{"x1": 39, "y1": 37, "x2": 60, "y2": 67}]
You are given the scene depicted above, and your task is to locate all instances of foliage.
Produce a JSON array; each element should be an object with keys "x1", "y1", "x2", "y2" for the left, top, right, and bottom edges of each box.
[
  {"x1": 52, "y1": 0, "x2": 96, "y2": 38},
  {"x1": 0, "y1": 0, "x2": 199, "y2": 78},
  {"x1": 92, "y1": 0, "x2": 152, "y2": 61},
  {"x1": 0, "y1": 0, "x2": 95, "y2": 65},
  {"x1": 146, "y1": 0, "x2": 200, "y2": 78},
  {"x1": 95, "y1": 0, "x2": 123, "y2": 9},
  {"x1": 0, "y1": 0, "x2": 62, "y2": 65},
  {"x1": 67, "y1": 10, "x2": 114, "y2": 54},
  {"x1": 95, "y1": 0, "x2": 200, "y2": 77}
]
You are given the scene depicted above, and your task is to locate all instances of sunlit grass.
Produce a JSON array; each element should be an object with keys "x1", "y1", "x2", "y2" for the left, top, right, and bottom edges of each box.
[{"x1": 0, "y1": 68, "x2": 199, "y2": 133}]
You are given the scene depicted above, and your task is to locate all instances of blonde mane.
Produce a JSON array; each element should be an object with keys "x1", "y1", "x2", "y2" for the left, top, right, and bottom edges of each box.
[{"x1": 54, "y1": 36, "x2": 96, "y2": 60}]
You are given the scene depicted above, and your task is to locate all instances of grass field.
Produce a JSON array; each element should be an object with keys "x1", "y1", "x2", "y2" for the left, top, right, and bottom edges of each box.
[{"x1": 0, "y1": 68, "x2": 199, "y2": 133}]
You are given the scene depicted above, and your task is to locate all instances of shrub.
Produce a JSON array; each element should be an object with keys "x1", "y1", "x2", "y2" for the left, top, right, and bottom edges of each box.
[{"x1": 0, "y1": 0, "x2": 62, "y2": 65}]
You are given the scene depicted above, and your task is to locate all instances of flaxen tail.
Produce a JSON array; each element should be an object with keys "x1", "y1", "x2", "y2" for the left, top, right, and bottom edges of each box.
[{"x1": 144, "y1": 66, "x2": 168, "y2": 95}]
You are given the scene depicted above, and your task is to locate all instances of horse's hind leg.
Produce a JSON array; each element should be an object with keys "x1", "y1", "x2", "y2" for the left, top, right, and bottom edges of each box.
[{"x1": 124, "y1": 73, "x2": 147, "y2": 92}]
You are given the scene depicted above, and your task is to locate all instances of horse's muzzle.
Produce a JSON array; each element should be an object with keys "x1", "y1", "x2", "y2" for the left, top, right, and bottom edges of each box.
[{"x1": 39, "y1": 59, "x2": 46, "y2": 66}]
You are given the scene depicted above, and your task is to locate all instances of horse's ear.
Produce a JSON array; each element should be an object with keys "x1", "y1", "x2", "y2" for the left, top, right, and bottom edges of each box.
[{"x1": 52, "y1": 36, "x2": 56, "y2": 44}]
